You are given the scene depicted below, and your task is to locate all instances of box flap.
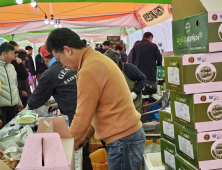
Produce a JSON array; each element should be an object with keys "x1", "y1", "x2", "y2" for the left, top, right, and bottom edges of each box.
[
  {"x1": 37, "y1": 117, "x2": 72, "y2": 138},
  {"x1": 172, "y1": 0, "x2": 207, "y2": 20},
  {"x1": 201, "y1": 0, "x2": 222, "y2": 12},
  {"x1": 61, "y1": 138, "x2": 75, "y2": 169},
  {"x1": 0, "y1": 160, "x2": 12, "y2": 170}
]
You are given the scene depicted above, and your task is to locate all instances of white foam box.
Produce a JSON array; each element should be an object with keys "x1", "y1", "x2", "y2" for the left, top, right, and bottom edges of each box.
[
  {"x1": 16, "y1": 133, "x2": 70, "y2": 170},
  {"x1": 16, "y1": 117, "x2": 75, "y2": 170}
]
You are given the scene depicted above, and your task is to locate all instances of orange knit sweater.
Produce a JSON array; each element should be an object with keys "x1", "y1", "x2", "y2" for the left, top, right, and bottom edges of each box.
[{"x1": 69, "y1": 47, "x2": 142, "y2": 146}]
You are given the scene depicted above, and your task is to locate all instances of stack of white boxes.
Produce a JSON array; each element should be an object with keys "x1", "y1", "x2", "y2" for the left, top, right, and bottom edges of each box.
[{"x1": 160, "y1": 0, "x2": 222, "y2": 169}]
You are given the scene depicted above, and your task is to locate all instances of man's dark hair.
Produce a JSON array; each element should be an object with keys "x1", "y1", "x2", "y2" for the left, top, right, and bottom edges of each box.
[
  {"x1": 0, "y1": 42, "x2": 15, "y2": 56},
  {"x1": 45, "y1": 54, "x2": 54, "y2": 60},
  {"x1": 82, "y1": 39, "x2": 87, "y2": 46},
  {"x1": 18, "y1": 49, "x2": 27, "y2": 61},
  {"x1": 143, "y1": 32, "x2": 154, "y2": 39},
  {"x1": 9, "y1": 41, "x2": 19, "y2": 47},
  {"x1": 115, "y1": 44, "x2": 123, "y2": 51},
  {"x1": 46, "y1": 28, "x2": 86, "y2": 53},
  {"x1": 25, "y1": 46, "x2": 33, "y2": 50},
  {"x1": 103, "y1": 41, "x2": 110, "y2": 46}
]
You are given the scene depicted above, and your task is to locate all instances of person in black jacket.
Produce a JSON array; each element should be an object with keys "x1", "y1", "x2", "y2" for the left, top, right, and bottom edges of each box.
[
  {"x1": 132, "y1": 32, "x2": 162, "y2": 91},
  {"x1": 35, "y1": 47, "x2": 48, "y2": 82},
  {"x1": 9, "y1": 41, "x2": 28, "y2": 110},
  {"x1": 25, "y1": 46, "x2": 36, "y2": 87},
  {"x1": 104, "y1": 48, "x2": 146, "y2": 112},
  {"x1": 17, "y1": 50, "x2": 32, "y2": 107},
  {"x1": 28, "y1": 45, "x2": 93, "y2": 170}
]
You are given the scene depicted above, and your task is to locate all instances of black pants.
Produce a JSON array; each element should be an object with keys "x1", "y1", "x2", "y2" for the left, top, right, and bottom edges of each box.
[
  {"x1": 83, "y1": 142, "x2": 93, "y2": 170},
  {"x1": 0, "y1": 106, "x2": 17, "y2": 127}
]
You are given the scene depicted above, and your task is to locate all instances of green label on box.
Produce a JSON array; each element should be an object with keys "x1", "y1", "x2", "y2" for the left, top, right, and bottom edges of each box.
[
  {"x1": 159, "y1": 110, "x2": 175, "y2": 143},
  {"x1": 174, "y1": 123, "x2": 199, "y2": 168},
  {"x1": 164, "y1": 57, "x2": 184, "y2": 93},
  {"x1": 173, "y1": 13, "x2": 208, "y2": 54},
  {"x1": 170, "y1": 91, "x2": 195, "y2": 131},
  {"x1": 161, "y1": 139, "x2": 176, "y2": 170},
  {"x1": 175, "y1": 155, "x2": 197, "y2": 170}
]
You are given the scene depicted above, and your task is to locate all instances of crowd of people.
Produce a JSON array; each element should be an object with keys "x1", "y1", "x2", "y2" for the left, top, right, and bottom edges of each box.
[{"x1": 0, "y1": 29, "x2": 162, "y2": 170}]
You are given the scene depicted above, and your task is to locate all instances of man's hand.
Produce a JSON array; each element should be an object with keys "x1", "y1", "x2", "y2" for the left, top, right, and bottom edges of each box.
[
  {"x1": 18, "y1": 105, "x2": 24, "y2": 111},
  {"x1": 0, "y1": 120, "x2": 2, "y2": 127},
  {"x1": 75, "y1": 136, "x2": 90, "y2": 151},
  {"x1": 22, "y1": 91, "x2": 28, "y2": 97},
  {"x1": 16, "y1": 58, "x2": 22, "y2": 64},
  {"x1": 131, "y1": 92, "x2": 137, "y2": 100}
]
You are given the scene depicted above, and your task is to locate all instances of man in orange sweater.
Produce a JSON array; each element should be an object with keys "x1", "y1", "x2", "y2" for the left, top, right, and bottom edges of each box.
[{"x1": 46, "y1": 28, "x2": 145, "y2": 170}]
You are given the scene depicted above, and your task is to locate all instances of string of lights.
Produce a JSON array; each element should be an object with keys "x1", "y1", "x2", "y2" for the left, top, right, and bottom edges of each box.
[{"x1": 15, "y1": 0, "x2": 62, "y2": 28}]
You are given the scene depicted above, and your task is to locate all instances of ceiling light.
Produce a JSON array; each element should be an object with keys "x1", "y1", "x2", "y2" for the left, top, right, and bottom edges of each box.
[
  {"x1": 54, "y1": 20, "x2": 58, "y2": 28},
  {"x1": 31, "y1": 0, "x2": 36, "y2": 7},
  {"x1": 34, "y1": 6, "x2": 38, "y2": 13},
  {"x1": 44, "y1": 15, "x2": 49, "y2": 24},
  {"x1": 50, "y1": 15, "x2": 54, "y2": 25},
  {"x1": 58, "y1": 20, "x2": 62, "y2": 28},
  {"x1": 16, "y1": 0, "x2": 23, "y2": 4}
]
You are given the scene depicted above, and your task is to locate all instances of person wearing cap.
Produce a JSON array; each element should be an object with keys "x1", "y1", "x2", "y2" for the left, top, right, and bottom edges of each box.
[
  {"x1": 104, "y1": 48, "x2": 146, "y2": 112},
  {"x1": 28, "y1": 44, "x2": 93, "y2": 170}
]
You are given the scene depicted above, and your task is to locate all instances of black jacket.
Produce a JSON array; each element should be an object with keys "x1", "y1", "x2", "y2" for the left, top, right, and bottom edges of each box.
[
  {"x1": 35, "y1": 54, "x2": 48, "y2": 74},
  {"x1": 120, "y1": 51, "x2": 127, "y2": 62},
  {"x1": 28, "y1": 61, "x2": 77, "y2": 124},
  {"x1": 25, "y1": 55, "x2": 36, "y2": 76},
  {"x1": 132, "y1": 39, "x2": 162, "y2": 81},
  {"x1": 119, "y1": 62, "x2": 146, "y2": 94},
  {"x1": 11, "y1": 60, "x2": 29, "y2": 101}
]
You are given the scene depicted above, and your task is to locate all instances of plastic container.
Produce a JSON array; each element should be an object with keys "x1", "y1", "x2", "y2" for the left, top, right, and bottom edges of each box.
[
  {"x1": 89, "y1": 148, "x2": 108, "y2": 170},
  {"x1": 144, "y1": 152, "x2": 165, "y2": 170}
]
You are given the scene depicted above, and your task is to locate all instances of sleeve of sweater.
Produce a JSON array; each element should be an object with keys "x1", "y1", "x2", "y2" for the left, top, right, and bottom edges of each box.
[
  {"x1": 28, "y1": 70, "x2": 53, "y2": 109},
  {"x1": 155, "y1": 44, "x2": 162, "y2": 66},
  {"x1": 69, "y1": 71, "x2": 102, "y2": 147},
  {"x1": 124, "y1": 63, "x2": 146, "y2": 94}
]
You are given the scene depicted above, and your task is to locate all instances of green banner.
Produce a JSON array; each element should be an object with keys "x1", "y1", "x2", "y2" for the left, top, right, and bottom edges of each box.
[{"x1": 0, "y1": 0, "x2": 171, "y2": 8}]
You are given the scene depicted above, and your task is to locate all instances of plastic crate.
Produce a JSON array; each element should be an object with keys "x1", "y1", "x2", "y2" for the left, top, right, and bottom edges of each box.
[
  {"x1": 146, "y1": 139, "x2": 160, "y2": 146},
  {"x1": 90, "y1": 148, "x2": 108, "y2": 170}
]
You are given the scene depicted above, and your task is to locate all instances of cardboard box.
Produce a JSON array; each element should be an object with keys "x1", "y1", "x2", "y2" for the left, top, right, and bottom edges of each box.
[
  {"x1": 160, "y1": 138, "x2": 176, "y2": 170},
  {"x1": 175, "y1": 154, "x2": 198, "y2": 170},
  {"x1": 159, "y1": 108, "x2": 175, "y2": 143},
  {"x1": 174, "y1": 123, "x2": 222, "y2": 169},
  {"x1": 171, "y1": 90, "x2": 222, "y2": 132},
  {"x1": 0, "y1": 160, "x2": 12, "y2": 170},
  {"x1": 164, "y1": 53, "x2": 222, "y2": 94},
  {"x1": 172, "y1": 0, "x2": 222, "y2": 54}
]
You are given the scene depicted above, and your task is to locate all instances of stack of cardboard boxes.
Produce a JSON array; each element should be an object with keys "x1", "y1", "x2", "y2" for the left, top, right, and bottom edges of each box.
[{"x1": 160, "y1": 0, "x2": 222, "y2": 169}]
